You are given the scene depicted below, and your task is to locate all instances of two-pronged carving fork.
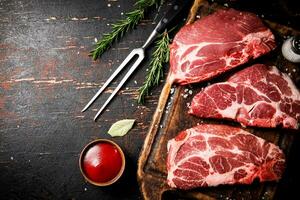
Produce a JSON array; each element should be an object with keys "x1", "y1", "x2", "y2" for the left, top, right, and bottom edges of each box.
[{"x1": 82, "y1": 0, "x2": 192, "y2": 121}]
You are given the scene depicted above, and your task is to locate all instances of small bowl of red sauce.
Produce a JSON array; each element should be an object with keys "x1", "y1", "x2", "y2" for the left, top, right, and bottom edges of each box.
[{"x1": 79, "y1": 139, "x2": 125, "y2": 186}]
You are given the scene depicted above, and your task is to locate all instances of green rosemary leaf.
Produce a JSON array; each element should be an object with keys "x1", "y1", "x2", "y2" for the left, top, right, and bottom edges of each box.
[
  {"x1": 91, "y1": 0, "x2": 163, "y2": 60},
  {"x1": 138, "y1": 31, "x2": 170, "y2": 104}
]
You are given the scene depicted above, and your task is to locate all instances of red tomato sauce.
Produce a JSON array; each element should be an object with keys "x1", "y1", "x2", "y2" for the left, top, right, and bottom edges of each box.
[{"x1": 82, "y1": 142, "x2": 123, "y2": 183}]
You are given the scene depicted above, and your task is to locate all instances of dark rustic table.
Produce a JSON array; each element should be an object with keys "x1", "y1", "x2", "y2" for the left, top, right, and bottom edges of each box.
[{"x1": 0, "y1": 0, "x2": 299, "y2": 200}]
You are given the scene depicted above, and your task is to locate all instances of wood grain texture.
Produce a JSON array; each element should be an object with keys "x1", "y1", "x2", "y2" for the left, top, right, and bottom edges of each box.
[
  {"x1": 137, "y1": 2, "x2": 300, "y2": 200},
  {"x1": 0, "y1": 0, "x2": 299, "y2": 199},
  {"x1": 0, "y1": 0, "x2": 163, "y2": 199}
]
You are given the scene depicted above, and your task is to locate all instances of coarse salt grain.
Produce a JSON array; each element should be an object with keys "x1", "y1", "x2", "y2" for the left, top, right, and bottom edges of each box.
[
  {"x1": 107, "y1": 4, "x2": 111, "y2": 7},
  {"x1": 10, "y1": 157, "x2": 14, "y2": 160},
  {"x1": 188, "y1": 90, "x2": 193, "y2": 95},
  {"x1": 292, "y1": 69, "x2": 296, "y2": 72},
  {"x1": 170, "y1": 88, "x2": 175, "y2": 94},
  {"x1": 134, "y1": 80, "x2": 137, "y2": 84},
  {"x1": 183, "y1": 94, "x2": 188, "y2": 98},
  {"x1": 94, "y1": 38, "x2": 98, "y2": 43},
  {"x1": 121, "y1": 12, "x2": 124, "y2": 15},
  {"x1": 184, "y1": 88, "x2": 189, "y2": 93}
]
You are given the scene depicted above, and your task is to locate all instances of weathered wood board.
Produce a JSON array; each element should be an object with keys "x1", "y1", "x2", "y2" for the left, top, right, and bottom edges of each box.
[
  {"x1": 0, "y1": 0, "x2": 160, "y2": 199},
  {"x1": 137, "y1": 2, "x2": 300, "y2": 200}
]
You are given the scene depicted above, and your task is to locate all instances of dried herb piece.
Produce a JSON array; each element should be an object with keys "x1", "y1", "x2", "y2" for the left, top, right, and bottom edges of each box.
[{"x1": 107, "y1": 119, "x2": 135, "y2": 137}]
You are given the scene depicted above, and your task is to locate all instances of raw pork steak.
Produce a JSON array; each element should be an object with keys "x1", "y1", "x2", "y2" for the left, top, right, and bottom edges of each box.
[
  {"x1": 169, "y1": 8, "x2": 275, "y2": 85},
  {"x1": 167, "y1": 124, "x2": 285, "y2": 189},
  {"x1": 189, "y1": 64, "x2": 300, "y2": 129}
]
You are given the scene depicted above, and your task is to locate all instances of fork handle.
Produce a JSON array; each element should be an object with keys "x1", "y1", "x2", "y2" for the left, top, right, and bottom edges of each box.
[
  {"x1": 155, "y1": 0, "x2": 193, "y2": 34},
  {"x1": 142, "y1": 0, "x2": 192, "y2": 49}
]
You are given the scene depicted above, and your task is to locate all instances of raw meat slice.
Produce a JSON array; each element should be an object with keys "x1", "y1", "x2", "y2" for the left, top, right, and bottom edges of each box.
[
  {"x1": 169, "y1": 8, "x2": 276, "y2": 85},
  {"x1": 189, "y1": 64, "x2": 300, "y2": 129},
  {"x1": 167, "y1": 124, "x2": 285, "y2": 189}
]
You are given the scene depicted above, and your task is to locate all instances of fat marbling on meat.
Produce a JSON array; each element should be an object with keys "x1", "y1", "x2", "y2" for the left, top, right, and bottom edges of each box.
[
  {"x1": 169, "y1": 9, "x2": 275, "y2": 85},
  {"x1": 189, "y1": 64, "x2": 300, "y2": 129},
  {"x1": 167, "y1": 124, "x2": 285, "y2": 189}
]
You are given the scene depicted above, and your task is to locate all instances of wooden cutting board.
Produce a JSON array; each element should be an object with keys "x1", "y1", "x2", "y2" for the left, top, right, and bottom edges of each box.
[{"x1": 137, "y1": 2, "x2": 299, "y2": 200}]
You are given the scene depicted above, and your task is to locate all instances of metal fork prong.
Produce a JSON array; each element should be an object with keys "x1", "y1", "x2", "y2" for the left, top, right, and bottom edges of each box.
[
  {"x1": 81, "y1": 50, "x2": 138, "y2": 112},
  {"x1": 94, "y1": 49, "x2": 144, "y2": 121}
]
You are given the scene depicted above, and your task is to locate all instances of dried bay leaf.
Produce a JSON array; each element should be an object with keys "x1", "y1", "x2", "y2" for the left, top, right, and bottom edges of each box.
[{"x1": 107, "y1": 119, "x2": 135, "y2": 137}]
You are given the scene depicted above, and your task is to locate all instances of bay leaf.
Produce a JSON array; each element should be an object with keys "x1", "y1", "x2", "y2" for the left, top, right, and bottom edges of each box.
[{"x1": 107, "y1": 119, "x2": 135, "y2": 137}]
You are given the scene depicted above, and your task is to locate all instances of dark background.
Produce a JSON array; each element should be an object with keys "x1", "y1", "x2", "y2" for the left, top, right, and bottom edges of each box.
[{"x1": 0, "y1": 0, "x2": 299, "y2": 199}]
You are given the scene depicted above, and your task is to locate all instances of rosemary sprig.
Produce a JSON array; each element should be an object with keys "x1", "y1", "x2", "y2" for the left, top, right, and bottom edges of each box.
[
  {"x1": 138, "y1": 31, "x2": 170, "y2": 104},
  {"x1": 90, "y1": 0, "x2": 162, "y2": 60}
]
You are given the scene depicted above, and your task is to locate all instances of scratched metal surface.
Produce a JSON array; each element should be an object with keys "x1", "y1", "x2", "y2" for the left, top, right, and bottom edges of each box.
[{"x1": 0, "y1": 0, "x2": 299, "y2": 200}]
